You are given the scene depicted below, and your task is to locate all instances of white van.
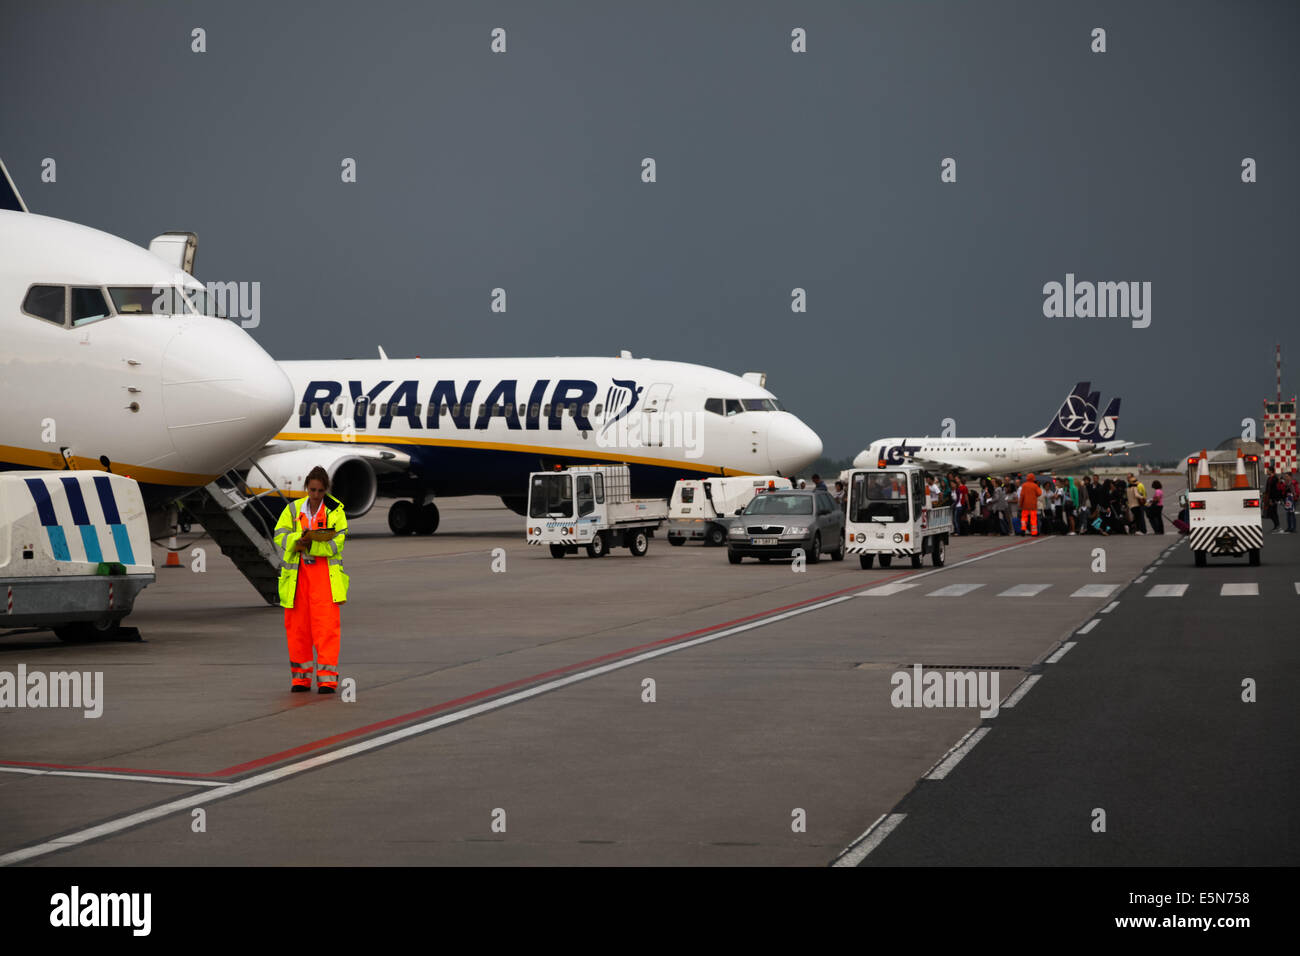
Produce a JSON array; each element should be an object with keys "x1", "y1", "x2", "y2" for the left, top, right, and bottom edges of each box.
[
  {"x1": 0, "y1": 471, "x2": 154, "y2": 641},
  {"x1": 667, "y1": 476, "x2": 793, "y2": 546}
]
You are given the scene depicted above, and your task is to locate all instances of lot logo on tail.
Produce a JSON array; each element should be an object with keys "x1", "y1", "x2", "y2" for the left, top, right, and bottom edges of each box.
[{"x1": 1057, "y1": 393, "x2": 1098, "y2": 435}]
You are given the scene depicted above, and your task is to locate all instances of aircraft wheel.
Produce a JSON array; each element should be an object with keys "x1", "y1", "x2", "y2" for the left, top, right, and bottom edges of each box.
[
  {"x1": 388, "y1": 500, "x2": 417, "y2": 536},
  {"x1": 859, "y1": 553, "x2": 875, "y2": 569},
  {"x1": 416, "y1": 502, "x2": 440, "y2": 535}
]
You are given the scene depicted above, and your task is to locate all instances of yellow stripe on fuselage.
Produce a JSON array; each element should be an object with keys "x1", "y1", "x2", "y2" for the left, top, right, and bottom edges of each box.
[
  {"x1": 272, "y1": 432, "x2": 756, "y2": 477},
  {"x1": 0, "y1": 443, "x2": 218, "y2": 487}
]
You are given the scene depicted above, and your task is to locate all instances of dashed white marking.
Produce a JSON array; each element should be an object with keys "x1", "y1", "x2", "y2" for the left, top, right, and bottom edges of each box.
[
  {"x1": 1220, "y1": 582, "x2": 1259, "y2": 596},
  {"x1": 832, "y1": 813, "x2": 907, "y2": 867},
  {"x1": 1147, "y1": 584, "x2": 1188, "y2": 598},
  {"x1": 0, "y1": 766, "x2": 224, "y2": 788},
  {"x1": 1001, "y1": 674, "x2": 1041, "y2": 709},
  {"x1": 1076, "y1": 619, "x2": 1100, "y2": 635},
  {"x1": 998, "y1": 583, "x2": 1050, "y2": 597},
  {"x1": 859, "y1": 581, "x2": 920, "y2": 596},
  {"x1": 927, "y1": 583, "x2": 984, "y2": 597},
  {"x1": 1100, "y1": 601, "x2": 1120, "y2": 613},
  {"x1": 1071, "y1": 584, "x2": 1119, "y2": 598},
  {"x1": 1134, "y1": 575, "x2": 1148, "y2": 584},
  {"x1": 1045, "y1": 642, "x2": 1076, "y2": 663},
  {"x1": 925, "y1": 727, "x2": 991, "y2": 780}
]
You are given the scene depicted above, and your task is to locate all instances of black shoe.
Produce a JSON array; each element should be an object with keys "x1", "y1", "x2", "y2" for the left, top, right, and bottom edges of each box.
[
  {"x1": 291, "y1": 684, "x2": 311, "y2": 693},
  {"x1": 318, "y1": 685, "x2": 336, "y2": 694}
]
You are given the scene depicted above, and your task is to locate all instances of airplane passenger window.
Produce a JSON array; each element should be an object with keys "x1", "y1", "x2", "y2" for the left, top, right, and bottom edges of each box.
[
  {"x1": 531, "y1": 403, "x2": 541, "y2": 418},
  {"x1": 451, "y1": 404, "x2": 460, "y2": 417},
  {"x1": 23, "y1": 285, "x2": 66, "y2": 326},
  {"x1": 543, "y1": 404, "x2": 551, "y2": 417},
  {"x1": 581, "y1": 403, "x2": 589, "y2": 417},
  {"x1": 704, "y1": 398, "x2": 724, "y2": 416},
  {"x1": 71, "y1": 287, "x2": 111, "y2": 326},
  {"x1": 593, "y1": 404, "x2": 602, "y2": 417}
]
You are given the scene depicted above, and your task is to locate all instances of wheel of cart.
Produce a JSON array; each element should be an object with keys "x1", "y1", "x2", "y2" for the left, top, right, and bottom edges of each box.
[
  {"x1": 627, "y1": 529, "x2": 649, "y2": 557},
  {"x1": 586, "y1": 533, "x2": 607, "y2": 558}
]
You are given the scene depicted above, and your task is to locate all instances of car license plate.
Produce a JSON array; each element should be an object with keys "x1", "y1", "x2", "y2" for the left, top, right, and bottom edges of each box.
[{"x1": 752, "y1": 537, "x2": 778, "y2": 546}]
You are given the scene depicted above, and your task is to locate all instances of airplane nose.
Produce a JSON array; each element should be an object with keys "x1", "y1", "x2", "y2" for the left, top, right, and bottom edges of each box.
[
  {"x1": 767, "y1": 413, "x2": 823, "y2": 477},
  {"x1": 161, "y1": 318, "x2": 294, "y2": 476}
]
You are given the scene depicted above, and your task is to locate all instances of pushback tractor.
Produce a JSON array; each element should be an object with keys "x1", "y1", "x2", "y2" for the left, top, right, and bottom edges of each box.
[
  {"x1": 1186, "y1": 448, "x2": 1264, "y2": 567},
  {"x1": 525, "y1": 465, "x2": 669, "y2": 558},
  {"x1": 844, "y1": 462, "x2": 953, "y2": 569}
]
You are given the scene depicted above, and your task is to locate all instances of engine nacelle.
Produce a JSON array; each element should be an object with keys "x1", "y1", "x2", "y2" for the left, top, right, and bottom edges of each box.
[{"x1": 251, "y1": 448, "x2": 378, "y2": 519}]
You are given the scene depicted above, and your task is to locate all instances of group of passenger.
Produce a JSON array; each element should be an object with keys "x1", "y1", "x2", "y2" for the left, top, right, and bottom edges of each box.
[{"x1": 947, "y1": 472, "x2": 1166, "y2": 537}]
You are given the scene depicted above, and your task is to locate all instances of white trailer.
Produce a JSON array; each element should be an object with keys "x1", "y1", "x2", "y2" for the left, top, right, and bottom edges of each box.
[
  {"x1": 666, "y1": 475, "x2": 792, "y2": 547},
  {"x1": 0, "y1": 471, "x2": 155, "y2": 641},
  {"x1": 844, "y1": 464, "x2": 953, "y2": 569},
  {"x1": 525, "y1": 465, "x2": 669, "y2": 558},
  {"x1": 1186, "y1": 449, "x2": 1264, "y2": 566}
]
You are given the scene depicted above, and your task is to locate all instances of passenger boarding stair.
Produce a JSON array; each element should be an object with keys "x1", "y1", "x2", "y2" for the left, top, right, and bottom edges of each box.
[{"x1": 178, "y1": 463, "x2": 295, "y2": 605}]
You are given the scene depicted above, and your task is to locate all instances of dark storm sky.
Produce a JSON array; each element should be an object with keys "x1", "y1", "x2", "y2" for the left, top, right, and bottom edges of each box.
[{"x1": 3, "y1": 1, "x2": 1297, "y2": 460}]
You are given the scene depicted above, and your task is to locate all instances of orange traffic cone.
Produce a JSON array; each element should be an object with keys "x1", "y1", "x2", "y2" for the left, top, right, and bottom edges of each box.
[
  {"x1": 1232, "y1": 448, "x2": 1250, "y2": 488},
  {"x1": 1195, "y1": 449, "x2": 1213, "y2": 490},
  {"x1": 164, "y1": 533, "x2": 182, "y2": 568}
]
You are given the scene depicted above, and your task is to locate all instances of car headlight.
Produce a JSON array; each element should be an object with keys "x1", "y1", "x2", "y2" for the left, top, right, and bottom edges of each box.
[
  {"x1": 729, "y1": 526, "x2": 745, "y2": 537},
  {"x1": 784, "y1": 526, "x2": 808, "y2": 536},
  {"x1": 893, "y1": 533, "x2": 903, "y2": 543}
]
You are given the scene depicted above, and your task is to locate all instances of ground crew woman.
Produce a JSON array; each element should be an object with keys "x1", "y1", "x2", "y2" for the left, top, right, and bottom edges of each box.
[{"x1": 273, "y1": 466, "x2": 349, "y2": 693}]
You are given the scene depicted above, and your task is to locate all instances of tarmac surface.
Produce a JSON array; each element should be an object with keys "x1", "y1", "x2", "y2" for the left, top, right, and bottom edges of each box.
[{"x1": 2, "y1": 479, "x2": 1294, "y2": 866}]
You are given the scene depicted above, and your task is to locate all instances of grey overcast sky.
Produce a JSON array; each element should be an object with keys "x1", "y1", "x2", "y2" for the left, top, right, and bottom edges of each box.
[{"x1": 3, "y1": 1, "x2": 1297, "y2": 461}]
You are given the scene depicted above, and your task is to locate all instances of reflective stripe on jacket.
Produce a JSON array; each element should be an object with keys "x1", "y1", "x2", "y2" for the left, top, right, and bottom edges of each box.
[{"x1": 274, "y1": 495, "x2": 350, "y2": 608}]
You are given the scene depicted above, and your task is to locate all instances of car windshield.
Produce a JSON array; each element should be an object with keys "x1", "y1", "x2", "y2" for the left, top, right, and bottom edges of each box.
[
  {"x1": 744, "y1": 493, "x2": 813, "y2": 516},
  {"x1": 851, "y1": 472, "x2": 910, "y2": 523},
  {"x1": 529, "y1": 474, "x2": 572, "y2": 517},
  {"x1": 108, "y1": 286, "x2": 198, "y2": 316}
]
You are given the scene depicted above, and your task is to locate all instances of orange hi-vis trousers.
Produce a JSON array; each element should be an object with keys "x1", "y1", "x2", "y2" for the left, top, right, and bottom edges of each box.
[
  {"x1": 1023, "y1": 509, "x2": 1039, "y2": 536},
  {"x1": 285, "y1": 509, "x2": 340, "y2": 688}
]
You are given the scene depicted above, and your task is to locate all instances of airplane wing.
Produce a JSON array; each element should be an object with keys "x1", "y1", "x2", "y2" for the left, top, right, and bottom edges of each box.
[
  {"x1": 1087, "y1": 441, "x2": 1149, "y2": 456},
  {"x1": 1041, "y1": 440, "x2": 1081, "y2": 454}
]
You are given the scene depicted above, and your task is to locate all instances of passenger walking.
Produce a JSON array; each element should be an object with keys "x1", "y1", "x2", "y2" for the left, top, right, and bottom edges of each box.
[
  {"x1": 1285, "y1": 473, "x2": 1297, "y2": 533},
  {"x1": 1126, "y1": 474, "x2": 1148, "y2": 534},
  {"x1": 275, "y1": 466, "x2": 350, "y2": 694},
  {"x1": 1265, "y1": 469, "x2": 1283, "y2": 532},
  {"x1": 993, "y1": 481, "x2": 1010, "y2": 535},
  {"x1": 1148, "y1": 480, "x2": 1165, "y2": 535}
]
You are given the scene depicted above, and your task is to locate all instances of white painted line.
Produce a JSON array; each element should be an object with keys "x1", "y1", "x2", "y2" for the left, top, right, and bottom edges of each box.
[
  {"x1": 1076, "y1": 619, "x2": 1100, "y2": 635},
  {"x1": 1220, "y1": 582, "x2": 1259, "y2": 596},
  {"x1": 927, "y1": 583, "x2": 984, "y2": 597},
  {"x1": 853, "y1": 538, "x2": 1046, "y2": 598},
  {"x1": 1134, "y1": 575, "x2": 1148, "y2": 584},
  {"x1": 1100, "y1": 601, "x2": 1120, "y2": 613},
  {"x1": 925, "y1": 727, "x2": 991, "y2": 780},
  {"x1": 832, "y1": 813, "x2": 907, "y2": 867},
  {"x1": 998, "y1": 583, "x2": 1050, "y2": 597},
  {"x1": 1001, "y1": 674, "x2": 1041, "y2": 709},
  {"x1": 859, "y1": 581, "x2": 921, "y2": 596},
  {"x1": 1146, "y1": 567, "x2": 1158, "y2": 574},
  {"x1": 0, "y1": 766, "x2": 225, "y2": 788},
  {"x1": 1146, "y1": 584, "x2": 1188, "y2": 598},
  {"x1": 3, "y1": 588, "x2": 873, "y2": 867},
  {"x1": 1071, "y1": 584, "x2": 1119, "y2": 598},
  {"x1": 1045, "y1": 642, "x2": 1076, "y2": 664},
  {"x1": 1295, "y1": 582, "x2": 1300, "y2": 595}
]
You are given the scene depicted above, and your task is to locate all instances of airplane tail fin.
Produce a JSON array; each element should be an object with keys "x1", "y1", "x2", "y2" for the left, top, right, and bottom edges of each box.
[
  {"x1": 1030, "y1": 382, "x2": 1094, "y2": 439},
  {"x1": 0, "y1": 158, "x2": 28, "y2": 212},
  {"x1": 1092, "y1": 397, "x2": 1121, "y2": 440}
]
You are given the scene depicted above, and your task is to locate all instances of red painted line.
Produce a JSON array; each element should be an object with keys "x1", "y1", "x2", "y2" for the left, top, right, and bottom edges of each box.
[{"x1": 0, "y1": 537, "x2": 1032, "y2": 783}]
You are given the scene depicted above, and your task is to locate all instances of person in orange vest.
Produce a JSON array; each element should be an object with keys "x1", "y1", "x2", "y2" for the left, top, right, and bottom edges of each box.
[
  {"x1": 1018, "y1": 473, "x2": 1042, "y2": 536},
  {"x1": 273, "y1": 466, "x2": 350, "y2": 693}
]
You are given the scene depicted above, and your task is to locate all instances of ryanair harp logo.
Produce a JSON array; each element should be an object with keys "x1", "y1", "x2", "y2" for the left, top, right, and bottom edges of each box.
[{"x1": 600, "y1": 379, "x2": 643, "y2": 436}]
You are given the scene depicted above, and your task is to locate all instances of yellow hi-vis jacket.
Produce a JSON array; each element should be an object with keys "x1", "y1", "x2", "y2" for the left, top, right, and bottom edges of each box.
[{"x1": 273, "y1": 495, "x2": 350, "y2": 608}]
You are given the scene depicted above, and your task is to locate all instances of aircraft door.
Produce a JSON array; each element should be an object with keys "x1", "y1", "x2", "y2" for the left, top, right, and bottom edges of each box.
[{"x1": 640, "y1": 382, "x2": 673, "y2": 448}]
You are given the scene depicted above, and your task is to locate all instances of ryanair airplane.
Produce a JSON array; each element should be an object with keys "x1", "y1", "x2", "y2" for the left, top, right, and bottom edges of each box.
[
  {"x1": 0, "y1": 159, "x2": 294, "y2": 528},
  {"x1": 255, "y1": 355, "x2": 824, "y2": 534}
]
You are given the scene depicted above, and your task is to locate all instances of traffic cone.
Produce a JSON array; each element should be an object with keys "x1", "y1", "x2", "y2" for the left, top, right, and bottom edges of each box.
[
  {"x1": 164, "y1": 533, "x2": 182, "y2": 568},
  {"x1": 1195, "y1": 449, "x2": 1212, "y2": 490},
  {"x1": 1233, "y1": 448, "x2": 1250, "y2": 488}
]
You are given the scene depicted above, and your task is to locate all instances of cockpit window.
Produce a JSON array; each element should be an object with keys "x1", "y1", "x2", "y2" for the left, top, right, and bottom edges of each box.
[
  {"x1": 704, "y1": 398, "x2": 724, "y2": 416},
  {"x1": 22, "y1": 285, "x2": 66, "y2": 325},
  {"x1": 108, "y1": 286, "x2": 197, "y2": 315},
  {"x1": 71, "y1": 287, "x2": 112, "y2": 326},
  {"x1": 706, "y1": 397, "x2": 783, "y2": 415}
]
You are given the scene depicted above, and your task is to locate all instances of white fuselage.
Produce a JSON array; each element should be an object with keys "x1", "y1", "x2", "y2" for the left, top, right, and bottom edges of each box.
[
  {"x1": 274, "y1": 357, "x2": 823, "y2": 498},
  {"x1": 0, "y1": 211, "x2": 294, "y2": 504},
  {"x1": 856, "y1": 436, "x2": 1100, "y2": 475}
]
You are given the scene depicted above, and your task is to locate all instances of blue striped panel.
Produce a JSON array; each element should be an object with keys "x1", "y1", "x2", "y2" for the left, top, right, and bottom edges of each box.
[
  {"x1": 23, "y1": 478, "x2": 58, "y2": 526},
  {"x1": 60, "y1": 477, "x2": 91, "y2": 524},
  {"x1": 93, "y1": 476, "x2": 122, "y2": 523},
  {"x1": 109, "y1": 524, "x2": 135, "y2": 565},
  {"x1": 79, "y1": 525, "x2": 104, "y2": 563},
  {"x1": 46, "y1": 527, "x2": 71, "y2": 561}
]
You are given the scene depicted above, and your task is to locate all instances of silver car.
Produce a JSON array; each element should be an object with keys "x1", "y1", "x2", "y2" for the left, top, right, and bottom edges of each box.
[{"x1": 725, "y1": 489, "x2": 845, "y2": 564}]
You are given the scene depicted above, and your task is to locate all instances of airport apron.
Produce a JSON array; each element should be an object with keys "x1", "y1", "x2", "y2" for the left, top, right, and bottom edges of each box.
[{"x1": 285, "y1": 501, "x2": 341, "y2": 688}]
